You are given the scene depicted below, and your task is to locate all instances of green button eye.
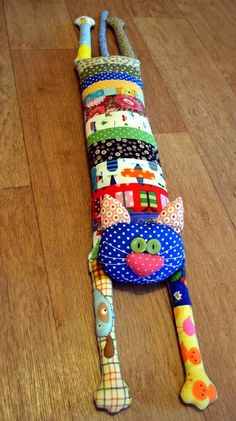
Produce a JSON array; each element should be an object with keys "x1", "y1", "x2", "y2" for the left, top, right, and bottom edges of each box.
[
  {"x1": 147, "y1": 239, "x2": 161, "y2": 255},
  {"x1": 131, "y1": 237, "x2": 147, "y2": 253}
]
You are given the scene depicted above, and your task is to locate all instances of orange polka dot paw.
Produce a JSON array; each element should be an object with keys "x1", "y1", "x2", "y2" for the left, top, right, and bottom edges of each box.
[
  {"x1": 180, "y1": 341, "x2": 202, "y2": 365},
  {"x1": 181, "y1": 372, "x2": 218, "y2": 410}
]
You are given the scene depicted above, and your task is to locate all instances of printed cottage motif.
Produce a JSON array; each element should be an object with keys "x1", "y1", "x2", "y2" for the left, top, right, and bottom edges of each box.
[{"x1": 74, "y1": 11, "x2": 218, "y2": 414}]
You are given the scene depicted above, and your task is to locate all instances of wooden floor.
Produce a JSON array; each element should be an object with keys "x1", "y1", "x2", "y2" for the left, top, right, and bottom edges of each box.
[{"x1": 1, "y1": 0, "x2": 236, "y2": 419}]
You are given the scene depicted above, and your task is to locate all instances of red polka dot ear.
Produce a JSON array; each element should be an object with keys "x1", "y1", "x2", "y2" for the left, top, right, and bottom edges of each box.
[
  {"x1": 101, "y1": 194, "x2": 131, "y2": 229},
  {"x1": 155, "y1": 197, "x2": 184, "y2": 233}
]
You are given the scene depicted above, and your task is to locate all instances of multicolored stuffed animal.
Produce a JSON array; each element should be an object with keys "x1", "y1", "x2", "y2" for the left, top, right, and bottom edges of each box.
[{"x1": 74, "y1": 11, "x2": 218, "y2": 414}]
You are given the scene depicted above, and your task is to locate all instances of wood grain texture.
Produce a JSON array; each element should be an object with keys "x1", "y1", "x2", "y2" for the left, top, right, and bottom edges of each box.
[
  {"x1": 1, "y1": 0, "x2": 236, "y2": 419},
  {"x1": 4, "y1": 0, "x2": 77, "y2": 49},
  {"x1": 141, "y1": 55, "x2": 186, "y2": 133},
  {"x1": 176, "y1": 0, "x2": 236, "y2": 94},
  {"x1": 127, "y1": 0, "x2": 181, "y2": 17},
  {"x1": 136, "y1": 17, "x2": 236, "y2": 226},
  {"x1": 0, "y1": 1, "x2": 30, "y2": 188},
  {"x1": 0, "y1": 187, "x2": 70, "y2": 420},
  {"x1": 12, "y1": 49, "x2": 101, "y2": 419}
]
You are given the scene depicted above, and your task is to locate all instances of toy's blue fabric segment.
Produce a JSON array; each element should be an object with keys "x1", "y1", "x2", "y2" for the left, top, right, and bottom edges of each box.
[
  {"x1": 130, "y1": 212, "x2": 159, "y2": 223},
  {"x1": 81, "y1": 72, "x2": 143, "y2": 91},
  {"x1": 99, "y1": 10, "x2": 109, "y2": 57},
  {"x1": 80, "y1": 23, "x2": 92, "y2": 47},
  {"x1": 99, "y1": 222, "x2": 185, "y2": 285},
  {"x1": 94, "y1": 287, "x2": 114, "y2": 336},
  {"x1": 168, "y1": 267, "x2": 192, "y2": 307}
]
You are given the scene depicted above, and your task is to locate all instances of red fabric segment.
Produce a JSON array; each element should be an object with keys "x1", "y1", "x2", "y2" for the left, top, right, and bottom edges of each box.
[{"x1": 92, "y1": 183, "x2": 169, "y2": 223}]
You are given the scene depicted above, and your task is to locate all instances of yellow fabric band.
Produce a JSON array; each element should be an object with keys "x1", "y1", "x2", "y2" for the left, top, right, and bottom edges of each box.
[
  {"x1": 76, "y1": 44, "x2": 91, "y2": 60},
  {"x1": 82, "y1": 80, "x2": 143, "y2": 100}
]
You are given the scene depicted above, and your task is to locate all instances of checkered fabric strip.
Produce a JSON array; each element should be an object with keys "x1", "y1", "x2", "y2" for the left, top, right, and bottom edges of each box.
[
  {"x1": 95, "y1": 332, "x2": 132, "y2": 414},
  {"x1": 90, "y1": 260, "x2": 113, "y2": 301}
]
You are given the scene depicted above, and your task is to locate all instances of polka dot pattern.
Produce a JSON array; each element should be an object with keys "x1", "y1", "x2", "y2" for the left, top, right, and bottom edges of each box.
[
  {"x1": 81, "y1": 72, "x2": 143, "y2": 91},
  {"x1": 99, "y1": 222, "x2": 185, "y2": 285},
  {"x1": 126, "y1": 253, "x2": 164, "y2": 278},
  {"x1": 75, "y1": 56, "x2": 141, "y2": 74},
  {"x1": 156, "y1": 197, "x2": 184, "y2": 233},
  {"x1": 101, "y1": 194, "x2": 131, "y2": 229},
  {"x1": 78, "y1": 63, "x2": 142, "y2": 84},
  {"x1": 88, "y1": 138, "x2": 160, "y2": 167},
  {"x1": 88, "y1": 127, "x2": 157, "y2": 147}
]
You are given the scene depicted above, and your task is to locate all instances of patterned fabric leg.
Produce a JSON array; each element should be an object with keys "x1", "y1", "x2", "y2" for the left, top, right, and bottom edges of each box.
[
  {"x1": 107, "y1": 16, "x2": 135, "y2": 58},
  {"x1": 89, "y1": 259, "x2": 132, "y2": 413},
  {"x1": 168, "y1": 269, "x2": 218, "y2": 410}
]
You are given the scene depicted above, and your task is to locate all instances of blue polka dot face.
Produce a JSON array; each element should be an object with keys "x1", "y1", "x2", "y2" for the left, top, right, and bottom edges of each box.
[{"x1": 98, "y1": 222, "x2": 185, "y2": 285}]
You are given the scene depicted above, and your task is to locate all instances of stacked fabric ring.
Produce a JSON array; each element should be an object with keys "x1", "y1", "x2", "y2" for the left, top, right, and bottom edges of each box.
[{"x1": 76, "y1": 55, "x2": 168, "y2": 229}]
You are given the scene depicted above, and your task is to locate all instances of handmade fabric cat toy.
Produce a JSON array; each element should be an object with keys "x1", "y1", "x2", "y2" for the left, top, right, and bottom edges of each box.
[{"x1": 74, "y1": 11, "x2": 218, "y2": 414}]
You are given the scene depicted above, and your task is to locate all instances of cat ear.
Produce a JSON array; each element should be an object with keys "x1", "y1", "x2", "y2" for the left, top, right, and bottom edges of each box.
[
  {"x1": 100, "y1": 194, "x2": 131, "y2": 229},
  {"x1": 155, "y1": 197, "x2": 184, "y2": 233}
]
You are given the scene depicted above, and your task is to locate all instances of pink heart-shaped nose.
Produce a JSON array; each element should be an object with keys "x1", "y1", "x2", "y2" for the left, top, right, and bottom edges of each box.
[{"x1": 126, "y1": 253, "x2": 164, "y2": 278}]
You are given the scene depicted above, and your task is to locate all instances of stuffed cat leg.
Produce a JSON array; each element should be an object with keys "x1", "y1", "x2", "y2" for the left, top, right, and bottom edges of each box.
[
  {"x1": 171, "y1": 292, "x2": 218, "y2": 410},
  {"x1": 155, "y1": 202, "x2": 218, "y2": 409},
  {"x1": 89, "y1": 258, "x2": 132, "y2": 413},
  {"x1": 75, "y1": 15, "x2": 132, "y2": 413}
]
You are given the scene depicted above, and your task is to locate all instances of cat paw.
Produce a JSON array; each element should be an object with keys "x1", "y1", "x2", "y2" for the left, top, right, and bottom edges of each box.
[
  {"x1": 94, "y1": 379, "x2": 132, "y2": 413},
  {"x1": 181, "y1": 371, "x2": 218, "y2": 410}
]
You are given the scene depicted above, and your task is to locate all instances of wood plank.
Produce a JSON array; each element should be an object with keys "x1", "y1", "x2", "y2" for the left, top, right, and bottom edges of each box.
[
  {"x1": 0, "y1": 187, "x2": 70, "y2": 420},
  {"x1": 176, "y1": 0, "x2": 236, "y2": 94},
  {"x1": 0, "y1": 1, "x2": 30, "y2": 188},
  {"x1": 141, "y1": 55, "x2": 186, "y2": 133},
  {"x1": 4, "y1": 0, "x2": 77, "y2": 49},
  {"x1": 157, "y1": 132, "x2": 236, "y2": 421},
  {"x1": 12, "y1": 49, "x2": 104, "y2": 419},
  {"x1": 135, "y1": 17, "x2": 236, "y2": 226},
  {"x1": 128, "y1": 0, "x2": 181, "y2": 17}
]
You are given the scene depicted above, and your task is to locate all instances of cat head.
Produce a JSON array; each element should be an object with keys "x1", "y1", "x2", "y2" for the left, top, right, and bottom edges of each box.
[{"x1": 98, "y1": 195, "x2": 185, "y2": 284}]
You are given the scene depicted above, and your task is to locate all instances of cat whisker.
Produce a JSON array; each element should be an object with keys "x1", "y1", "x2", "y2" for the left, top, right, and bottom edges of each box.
[
  {"x1": 164, "y1": 263, "x2": 181, "y2": 269},
  {"x1": 99, "y1": 253, "x2": 125, "y2": 260},
  {"x1": 160, "y1": 244, "x2": 179, "y2": 256},
  {"x1": 103, "y1": 241, "x2": 127, "y2": 254},
  {"x1": 164, "y1": 255, "x2": 184, "y2": 261},
  {"x1": 121, "y1": 274, "x2": 142, "y2": 282},
  {"x1": 103, "y1": 262, "x2": 126, "y2": 266}
]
